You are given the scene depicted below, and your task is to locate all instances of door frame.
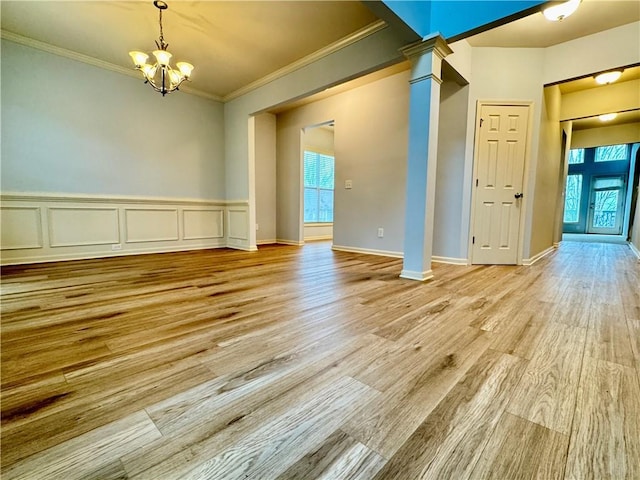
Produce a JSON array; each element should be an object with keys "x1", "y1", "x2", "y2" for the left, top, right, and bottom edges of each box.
[{"x1": 468, "y1": 100, "x2": 535, "y2": 265}]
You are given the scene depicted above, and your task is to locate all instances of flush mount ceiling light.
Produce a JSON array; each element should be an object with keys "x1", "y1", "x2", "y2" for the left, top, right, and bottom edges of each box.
[
  {"x1": 594, "y1": 70, "x2": 623, "y2": 85},
  {"x1": 129, "y1": 1, "x2": 194, "y2": 96},
  {"x1": 542, "y1": 0, "x2": 581, "y2": 21},
  {"x1": 599, "y1": 113, "x2": 618, "y2": 122}
]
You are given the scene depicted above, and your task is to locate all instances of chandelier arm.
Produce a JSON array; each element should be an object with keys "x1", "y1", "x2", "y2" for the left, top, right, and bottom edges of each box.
[{"x1": 139, "y1": 64, "x2": 186, "y2": 95}]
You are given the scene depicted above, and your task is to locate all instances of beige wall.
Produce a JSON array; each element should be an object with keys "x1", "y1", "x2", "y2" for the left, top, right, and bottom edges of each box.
[
  {"x1": 276, "y1": 71, "x2": 409, "y2": 253},
  {"x1": 434, "y1": 80, "x2": 470, "y2": 261},
  {"x1": 304, "y1": 127, "x2": 334, "y2": 153},
  {"x1": 543, "y1": 22, "x2": 640, "y2": 85},
  {"x1": 530, "y1": 85, "x2": 563, "y2": 257},
  {"x1": 1, "y1": 39, "x2": 226, "y2": 200},
  {"x1": 571, "y1": 123, "x2": 640, "y2": 149},
  {"x1": 560, "y1": 80, "x2": 640, "y2": 122},
  {"x1": 254, "y1": 113, "x2": 277, "y2": 243}
]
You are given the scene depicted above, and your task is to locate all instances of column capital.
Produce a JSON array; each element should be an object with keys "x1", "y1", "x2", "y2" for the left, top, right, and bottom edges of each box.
[{"x1": 400, "y1": 33, "x2": 453, "y2": 61}]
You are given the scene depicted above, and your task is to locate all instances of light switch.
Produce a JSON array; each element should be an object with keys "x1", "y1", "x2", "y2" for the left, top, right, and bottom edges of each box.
[{"x1": 345, "y1": 179, "x2": 353, "y2": 189}]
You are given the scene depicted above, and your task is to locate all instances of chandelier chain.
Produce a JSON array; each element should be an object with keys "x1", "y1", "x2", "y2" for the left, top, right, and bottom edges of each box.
[{"x1": 158, "y1": 8, "x2": 164, "y2": 46}]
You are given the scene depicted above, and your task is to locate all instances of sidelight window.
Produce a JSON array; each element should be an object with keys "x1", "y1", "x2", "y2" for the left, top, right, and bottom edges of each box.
[{"x1": 563, "y1": 174, "x2": 582, "y2": 223}]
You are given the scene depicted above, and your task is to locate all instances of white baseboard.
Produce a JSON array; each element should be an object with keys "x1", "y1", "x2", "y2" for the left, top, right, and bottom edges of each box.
[
  {"x1": 331, "y1": 244, "x2": 403, "y2": 258},
  {"x1": 0, "y1": 242, "x2": 226, "y2": 266},
  {"x1": 276, "y1": 239, "x2": 305, "y2": 246},
  {"x1": 229, "y1": 245, "x2": 258, "y2": 252},
  {"x1": 629, "y1": 241, "x2": 640, "y2": 260},
  {"x1": 432, "y1": 255, "x2": 468, "y2": 265},
  {"x1": 0, "y1": 192, "x2": 250, "y2": 265},
  {"x1": 304, "y1": 235, "x2": 333, "y2": 242},
  {"x1": 256, "y1": 239, "x2": 277, "y2": 245},
  {"x1": 522, "y1": 245, "x2": 556, "y2": 266},
  {"x1": 400, "y1": 268, "x2": 434, "y2": 281}
]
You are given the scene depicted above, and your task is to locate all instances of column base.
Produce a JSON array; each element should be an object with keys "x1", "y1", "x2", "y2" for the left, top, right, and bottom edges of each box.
[{"x1": 400, "y1": 269, "x2": 434, "y2": 281}]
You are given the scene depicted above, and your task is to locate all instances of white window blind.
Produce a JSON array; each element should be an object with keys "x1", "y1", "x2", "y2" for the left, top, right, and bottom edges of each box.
[{"x1": 303, "y1": 150, "x2": 334, "y2": 223}]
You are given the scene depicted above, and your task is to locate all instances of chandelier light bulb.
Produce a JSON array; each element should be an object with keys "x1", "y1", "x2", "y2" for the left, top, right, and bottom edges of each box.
[
  {"x1": 542, "y1": 0, "x2": 581, "y2": 21},
  {"x1": 595, "y1": 71, "x2": 623, "y2": 85},
  {"x1": 141, "y1": 64, "x2": 157, "y2": 78},
  {"x1": 129, "y1": 51, "x2": 149, "y2": 67},
  {"x1": 168, "y1": 69, "x2": 182, "y2": 85},
  {"x1": 177, "y1": 62, "x2": 194, "y2": 78},
  {"x1": 599, "y1": 113, "x2": 618, "y2": 122},
  {"x1": 128, "y1": 1, "x2": 194, "y2": 96},
  {"x1": 153, "y1": 49, "x2": 172, "y2": 67}
]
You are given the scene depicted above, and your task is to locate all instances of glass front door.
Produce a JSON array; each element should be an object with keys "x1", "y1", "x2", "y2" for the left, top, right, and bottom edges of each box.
[{"x1": 586, "y1": 175, "x2": 626, "y2": 234}]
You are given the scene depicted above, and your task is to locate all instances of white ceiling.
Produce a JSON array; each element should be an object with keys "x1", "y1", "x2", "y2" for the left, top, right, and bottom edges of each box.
[
  {"x1": 467, "y1": 0, "x2": 640, "y2": 48},
  {"x1": 0, "y1": 1, "x2": 378, "y2": 100},
  {"x1": 1, "y1": 0, "x2": 638, "y2": 105}
]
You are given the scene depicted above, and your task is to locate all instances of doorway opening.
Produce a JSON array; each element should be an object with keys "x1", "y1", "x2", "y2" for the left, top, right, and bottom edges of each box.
[
  {"x1": 302, "y1": 122, "x2": 335, "y2": 242},
  {"x1": 562, "y1": 143, "x2": 633, "y2": 239}
]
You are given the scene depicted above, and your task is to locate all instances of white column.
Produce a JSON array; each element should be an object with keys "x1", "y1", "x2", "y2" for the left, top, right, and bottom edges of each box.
[{"x1": 400, "y1": 34, "x2": 452, "y2": 281}]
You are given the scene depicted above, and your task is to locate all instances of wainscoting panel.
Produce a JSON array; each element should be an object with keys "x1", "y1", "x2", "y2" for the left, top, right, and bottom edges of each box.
[
  {"x1": 183, "y1": 208, "x2": 224, "y2": 240},
  {"x1": 228, "y1": 209, "x2": 248, "y2": 240},
  {"x1": 0, "y1": 194, "x2": 246, "y2": 265},
  {"x1": 0, "y1": 206, "x2": 43, "y2": 250},
  {"x1": 49, "y1": 207, "x2": 119, "y2": 247},
  {"x1": 125, "y1": 208, "x2": 179, "y2": 243}
]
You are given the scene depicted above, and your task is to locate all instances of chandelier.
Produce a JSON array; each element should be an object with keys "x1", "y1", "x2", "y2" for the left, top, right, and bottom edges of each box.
[{"x1": 129, "y1": 1, "x2": 194, "y2": 96}]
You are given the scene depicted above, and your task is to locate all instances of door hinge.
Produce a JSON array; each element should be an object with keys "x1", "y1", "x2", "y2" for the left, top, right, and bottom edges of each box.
[
  {"x1": 480, "y1": 118, "x2": 484, "y2": 127},
  {"x1": 476, "y1": 179, "x2": 479, "y2": 187},
  {"x1": 472, "y1": 236, "x2": 475, "y2": 244}
]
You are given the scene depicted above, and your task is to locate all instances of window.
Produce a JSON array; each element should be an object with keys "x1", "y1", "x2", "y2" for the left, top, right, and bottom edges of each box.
[
  {"x1": 568, "y1": 149, "x2": 584, "y2": 164},
  {"x1": 595, "y1": 144, "x2": 628, "y2": 162},
  {"x1": 563, "y1": 174, "x2": 582, "y2": 223},
  {"x1": 304, "y1": 150, "x2": 334, "y2": 223}
]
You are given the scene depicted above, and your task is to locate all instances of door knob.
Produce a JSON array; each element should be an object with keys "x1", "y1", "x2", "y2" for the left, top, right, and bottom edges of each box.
[{"x1": 514, "y1": 193, "x2": 524, "y2": 199}]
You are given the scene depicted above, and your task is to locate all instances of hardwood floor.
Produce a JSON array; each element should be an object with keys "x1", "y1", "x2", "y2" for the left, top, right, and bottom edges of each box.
[{"x1": 1, "y1": 241, "x2": 638, "y2": 479}]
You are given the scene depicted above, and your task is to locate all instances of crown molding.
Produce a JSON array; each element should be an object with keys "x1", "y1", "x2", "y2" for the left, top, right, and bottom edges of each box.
[
  {"x1": 223, "y1": 19, "x2": 388, "y2": 102},
  {"x1": 2, "y1": 20, "x2": 387, "y2": 104},
  {"x1": 0, "y1": 30, "x2": 223, "y2": 102}
]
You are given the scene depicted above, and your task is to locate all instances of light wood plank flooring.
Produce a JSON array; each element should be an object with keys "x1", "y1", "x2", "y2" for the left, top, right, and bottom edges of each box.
[{"x1": 1, "y1": 241, "x2": 639, "y2": 479}]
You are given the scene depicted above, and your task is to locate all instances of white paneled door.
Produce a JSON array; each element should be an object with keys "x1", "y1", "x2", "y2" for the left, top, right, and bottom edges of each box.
[{"x1": 472, "y1": 103, "x2": 530, "y2": 265}]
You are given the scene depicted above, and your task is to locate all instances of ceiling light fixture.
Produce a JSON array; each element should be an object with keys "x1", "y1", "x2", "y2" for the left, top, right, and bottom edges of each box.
[
  {"x1": 594, "y1": 70, "x2": 623, "y2": 85},
  {"x1": 542, "y1": 0, "x2": 581, "y2": 21},
  {"x1": 599, "y1": 113, "x2": 618, "y2": 122},
  {"x1": 129, "y1": 1, "x2": 194, "y2": 96}
]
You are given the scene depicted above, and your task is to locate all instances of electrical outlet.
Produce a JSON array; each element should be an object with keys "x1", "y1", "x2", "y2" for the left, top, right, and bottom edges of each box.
[
  {"x1": 111, "y1": 244, "x2": 122, "y2": 251},
  {"x1": 345, "y1": 179, "x2": 353, "y2": 189},
  {"x1": 377, "y1": 228, "x2": 384, "y2": 238}
]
